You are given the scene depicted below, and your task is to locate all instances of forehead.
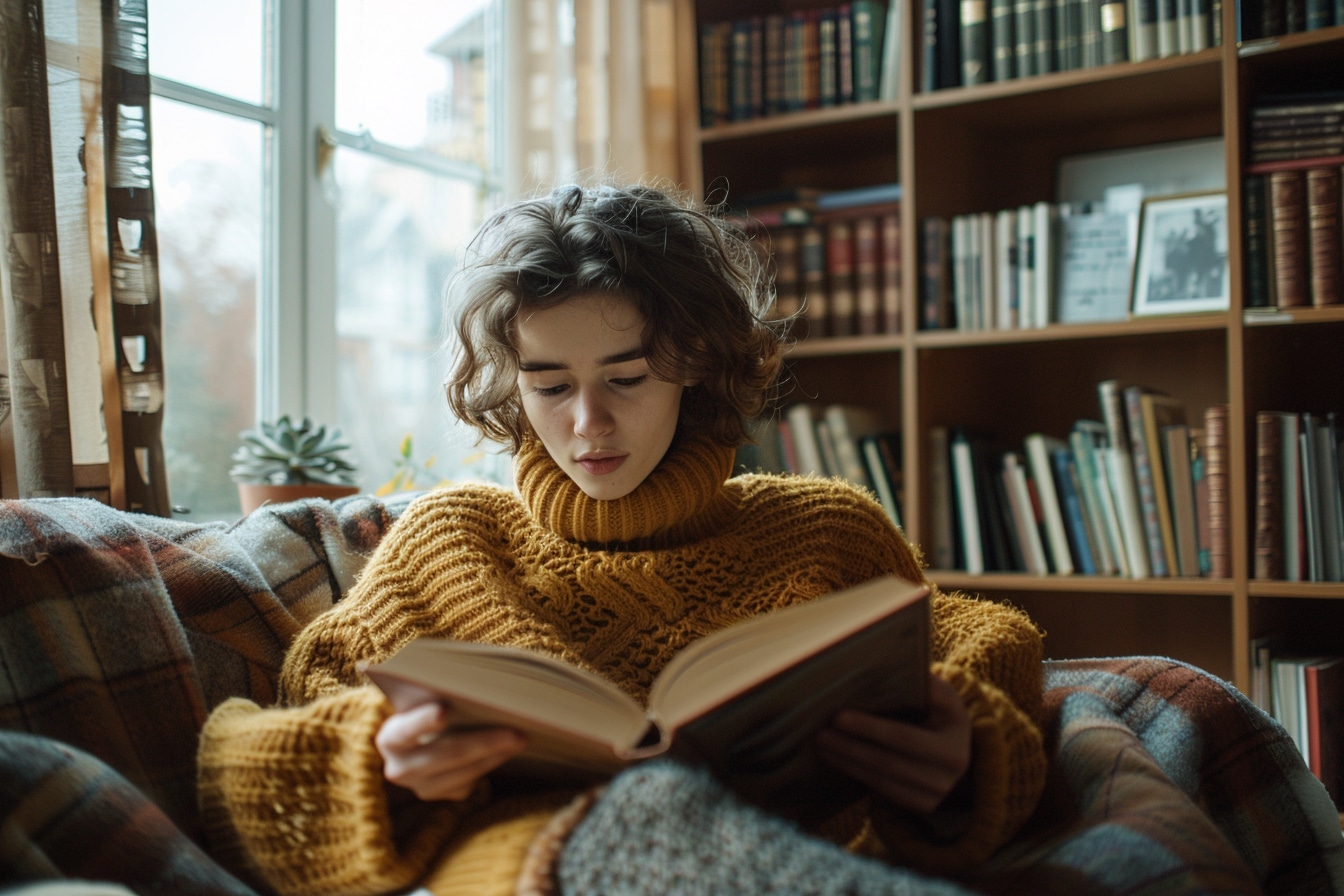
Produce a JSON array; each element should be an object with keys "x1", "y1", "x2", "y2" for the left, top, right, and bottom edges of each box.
[{"x1": 514, "y1": 291, "x2": 645, "y2": 357}]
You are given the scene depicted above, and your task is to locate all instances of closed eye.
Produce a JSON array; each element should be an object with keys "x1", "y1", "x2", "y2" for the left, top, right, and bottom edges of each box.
[
  {"x1": 611, "y1": 375, "x2": 648, "y2": 387},
  {"x1": 532, "y1": 383, "x2": 569, "y2": 396}
]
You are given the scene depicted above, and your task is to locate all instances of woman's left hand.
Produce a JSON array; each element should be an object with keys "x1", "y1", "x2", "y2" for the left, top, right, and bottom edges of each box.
[{"x1": 814, "y1": 672, "x2": 972, "y2": 815}]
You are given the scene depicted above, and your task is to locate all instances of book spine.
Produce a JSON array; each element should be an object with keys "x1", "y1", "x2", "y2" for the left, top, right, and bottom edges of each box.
[
  {"x1": 800, "y1": 225, "x2": 828, "y2": 338},
  {"x1": 1124, "y1": 387, "x2": 1169, "y2": 576},
  {"x1": 924, "y1": 0, "x2": 943, "y2": 90},
  {"x1": 993, "y1": 0, "x2": 1019, "y2": 80},
  {"x1": 1157, "y1": 0, "x2": 1180, "y2": 54},
  {"x1": 772, "y1": 228, "x2": 803, "y2": 321},
  {"x1": 819, "y1": 9, "x2": 840, "y2": 107},
  {"x1": 826, "y1": 218, "x2": 857, "y2": 336},
  {"x1": 920, "y1": 217, "x2": 953, "y2": 329},
  {"x1": 1025, "y1": 434, "x2": 1075, "y2": 574},
  {"x1": 1098, "y1": 381, "x2": 1149, "y2": 576},
  {"x1": 1255, "y1": 410, "x2": 1285, "y2": 580},
  {"x1": 1033, "y1": 0, "x2": 1056, "y2": 71},
  {"x1": 1305, "y1": 166, "x2": 1342, "y2": 306},
  {"x1": 880, "y1": 212, "x2": 902, "y2": 333},
  {"x1": 1082, "y1": 0, "x2": 1104, "y2": 66},
  {"x1": 1285, "y1": 0, "x2": 1306, "y2": 31},
  {"x1": 1100, "y1": 0, "x2": 1130, "y2": 63},
  {"x1": 1261, "y1": 0, "x2": 1286, "y2": 36},
  {"x1": 764, "y1": 15, "x2": 787, "y2": 116},
  {"x1": 731, "y1": 19, "x2": 753, "y2": 121},
  {"x1": 1205, "y1": 403, "x2": 1231, "y2": 579},
  {"x1": 838, "y1": 4, "x2": 856, "y2": 104},
  {"x1": 1191, "y1": 427, "x2": 1212, "y2": 575},
  {"x1": 950, "y1": 430, "x2": 985, "y2": 573},
  {"x1": 928, "y1": 426, "x2": 957, "y2": 569},
  {"x1": 852, "y1": 1, "x2": 882, "y2": 102},
  {"x1": 1191, "y1": 0, "x2": 1211, "y2": 48},
  {"x1": 853, "y1": 215, "x2": 882, "y2": 335},
  {"x1": 1014, "y1": 0, "x2": 1036, "y2": 76},
  {"x1": 1130, "y1": 0, "x2": 1159, "y2": 57},
  {"x1": 1051, "y1": 446, "x2": 1098, "y2": 574},
  {"x1": 1269, "y1": 169, "x2": 1311, "y2": 307},
  {"x1": 1243, "y1": 174, "x2": 1273, "y2": 308},
  {"x1": 803, "y1": 10, "x2": 822, "y2": 109},
  {"x1": 961, "y1": 0, "x2": 991, "y2": 84}
]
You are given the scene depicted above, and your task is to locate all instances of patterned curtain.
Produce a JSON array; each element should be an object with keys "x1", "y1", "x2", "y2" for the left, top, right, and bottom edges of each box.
[
  {"x1": 0, "y1": 0, "x2": 168, "y2": 514},
  {"x1": 505, "y1": 0, "x2": 682, "y2": 196}
]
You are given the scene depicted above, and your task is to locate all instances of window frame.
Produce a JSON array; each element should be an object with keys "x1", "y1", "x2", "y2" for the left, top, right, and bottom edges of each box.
[{"x1": 150, "y1": 0, "x2": 502, "y2": 435}]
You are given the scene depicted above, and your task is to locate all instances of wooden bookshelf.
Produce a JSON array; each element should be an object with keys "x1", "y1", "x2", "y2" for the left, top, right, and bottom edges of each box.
[{"x1": 674, "y1": 0, "x2": 1344, "y2": 702}]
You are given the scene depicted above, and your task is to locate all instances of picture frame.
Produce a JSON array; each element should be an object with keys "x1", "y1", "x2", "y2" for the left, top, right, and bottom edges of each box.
[{"x1": 1131, "y1": 191, "x2": 1230, "y2": 316}]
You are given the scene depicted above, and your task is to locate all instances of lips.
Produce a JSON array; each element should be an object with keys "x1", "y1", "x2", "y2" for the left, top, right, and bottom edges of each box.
[{"x1": 577, "y1": 454, "x2": 626, "y2": 475}]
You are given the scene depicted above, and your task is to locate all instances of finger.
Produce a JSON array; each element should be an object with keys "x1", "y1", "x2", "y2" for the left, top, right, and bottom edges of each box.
[
  {"x1": 411, "y1": 747, "x2": 527, "y2": 801},
  {"x1": 815, "y1": 731, "x2": 952, "y2": 813},
  {"x1": 377, "y1": 701, "x2": 450, "y2": 752},
  {"x1": 827, "y1": 712, "x2": 967, "y2": 771}
]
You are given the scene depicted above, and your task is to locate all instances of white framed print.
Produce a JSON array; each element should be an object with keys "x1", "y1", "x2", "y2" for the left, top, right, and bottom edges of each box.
[{"x1": 1131, "y1": 191, "x2": 1230, "y2": 316}]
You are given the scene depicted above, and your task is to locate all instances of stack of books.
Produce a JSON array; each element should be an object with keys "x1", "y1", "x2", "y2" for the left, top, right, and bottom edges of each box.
[
  {"x1": 1253, "y1": 410, "x2": 1344, "y2": 583},
  {"x1": 1242, "y1": 91, "x2": 1344, "y2": 311}
]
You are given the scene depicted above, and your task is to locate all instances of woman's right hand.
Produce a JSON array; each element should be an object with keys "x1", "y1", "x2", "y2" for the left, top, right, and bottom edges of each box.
[{"x1": 376, "y1": 701, "x2": 528, "y2": 801}]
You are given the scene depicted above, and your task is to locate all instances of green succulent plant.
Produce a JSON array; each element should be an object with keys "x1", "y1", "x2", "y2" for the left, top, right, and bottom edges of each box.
[{"x1": 229, "y1": 415, "x2": 358, "y2": 486}]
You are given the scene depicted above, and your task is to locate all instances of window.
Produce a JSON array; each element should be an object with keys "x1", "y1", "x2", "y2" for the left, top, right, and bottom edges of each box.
[{"x1": 149, "y1": 0, "x2": 505, "y2": 520}]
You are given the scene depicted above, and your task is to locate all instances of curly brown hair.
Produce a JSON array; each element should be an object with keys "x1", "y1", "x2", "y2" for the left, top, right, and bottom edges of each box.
[{"x1": 445, "y1": 183, "x2": 790, "y2": 452}]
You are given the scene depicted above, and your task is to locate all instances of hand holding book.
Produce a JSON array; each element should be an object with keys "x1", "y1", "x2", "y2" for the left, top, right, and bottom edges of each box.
[{"x1": 364, "y1": 575, "x2": 931, "y2": 823}]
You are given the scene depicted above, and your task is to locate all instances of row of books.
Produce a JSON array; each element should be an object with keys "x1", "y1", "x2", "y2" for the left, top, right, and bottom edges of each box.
[
  {"x1": 1238, "y1": 0, "x2": 1344, "y2": 39},
  {"x1": 922, "y1": 0, "x2": 1220, "y2": 92},
  {"x1": 1249, "y1": 641, "x2": 1342, "y2": 806},
  {"x1": 929, "y1": 382, "x2": 1229, "y2": 578},
  {"x1": 737, "y1": 403, "x2": 905, "y2": 528},
  {"x1": 736, "y1": 185, "x2": 905, "y2": 337},
  {"x1": 698, "y1": 2, "x2": 897, "y2": 127},
  {"x1": 1254, "y1": 410, "x2": 1344, "y2": 582},
  {"x1": 920, "y1": 200, "x2": 1137, "y2": 331},
  {"x1": 1242, "y1": 164, "x2": 1344, "y2": 310}
]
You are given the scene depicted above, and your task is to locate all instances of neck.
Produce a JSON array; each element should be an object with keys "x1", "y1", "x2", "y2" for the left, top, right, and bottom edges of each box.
[{"x1": 515, "y1": 434, "x2": 738, "y2": 547}]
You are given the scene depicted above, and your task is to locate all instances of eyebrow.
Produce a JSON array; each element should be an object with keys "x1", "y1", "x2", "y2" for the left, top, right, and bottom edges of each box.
[{"x1": 517, "y1": 347, "x2": 645, "y2": 372}]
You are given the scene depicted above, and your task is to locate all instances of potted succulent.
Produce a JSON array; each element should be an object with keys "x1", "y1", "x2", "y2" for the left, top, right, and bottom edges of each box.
[{"x1": 230, "y1": 414, "x2": 360, "y2": 514}]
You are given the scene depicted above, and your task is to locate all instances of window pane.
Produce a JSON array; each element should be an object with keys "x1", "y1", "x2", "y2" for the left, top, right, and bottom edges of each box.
[
  {"x1": 334, "y1": 150, "x2": 507, "y2": 494},
  {"x1": 147, "y1": 0, "x2": 266, "y2": 106},
  {"x1": 336, "y1": 0, "x2": 491, "y2": 156},
  {"x1": 153, "y1": 99, "x2": 262, "y2": 520}
]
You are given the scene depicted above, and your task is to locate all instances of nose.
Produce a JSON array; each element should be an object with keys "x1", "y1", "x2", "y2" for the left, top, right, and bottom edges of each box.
[{"x1": 573, "y1": 388, "x2": 615, "y2": 438}]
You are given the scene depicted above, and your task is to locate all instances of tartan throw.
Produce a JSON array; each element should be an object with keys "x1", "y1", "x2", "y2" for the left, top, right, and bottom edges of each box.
[{"x1": 1, "y1": 496, "x2": 1341, "y2": 895}]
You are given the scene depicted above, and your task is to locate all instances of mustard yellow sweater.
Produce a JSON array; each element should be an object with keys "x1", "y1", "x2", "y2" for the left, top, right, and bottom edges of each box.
[{"x1": 198, "y1": 435, "x2": 1046, "y2": 896}]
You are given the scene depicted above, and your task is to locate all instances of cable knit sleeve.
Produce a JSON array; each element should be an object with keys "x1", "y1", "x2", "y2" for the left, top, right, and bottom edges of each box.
[
  {"x1": 196, "y1": 495, "x2": 485, "y2": 895},
  {"x1": 867, "y1": 588, "x2": 1047, "y2": 873},
  {"x1": 197, "y1": 686, "x2": 472, "y2": 895}
]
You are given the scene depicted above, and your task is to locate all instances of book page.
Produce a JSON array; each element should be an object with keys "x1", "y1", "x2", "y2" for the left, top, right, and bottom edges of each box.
[
  {"x1": 364, "y1": 640, "x2": 649, "y2": 765},
  {"x1": 648, "y1": 576, "x2": 929, "y2": 730}
]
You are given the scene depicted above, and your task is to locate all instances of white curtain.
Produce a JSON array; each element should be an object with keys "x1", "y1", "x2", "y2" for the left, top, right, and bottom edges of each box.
[{"x1": 502, "y1": 0, "x2": 682, "y2": 197}]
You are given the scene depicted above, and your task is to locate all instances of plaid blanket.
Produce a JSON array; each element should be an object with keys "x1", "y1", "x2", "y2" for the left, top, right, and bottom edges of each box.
[
  {"x1": 1, "y1": 496, "x2": 1341, "y2": 895},
  {"x1": 0, "y1": 495, "x2": 409, "y2": 848}
]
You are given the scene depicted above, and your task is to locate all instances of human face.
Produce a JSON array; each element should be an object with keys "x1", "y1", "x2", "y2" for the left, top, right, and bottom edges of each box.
[{"x1": 514, "y1": 291, "x2": 684, "y2": 500}]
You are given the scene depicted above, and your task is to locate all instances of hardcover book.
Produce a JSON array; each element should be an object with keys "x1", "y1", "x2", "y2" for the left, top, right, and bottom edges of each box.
[{"x1": 364, "y1": 576, "x2": 930, "y2": 824}]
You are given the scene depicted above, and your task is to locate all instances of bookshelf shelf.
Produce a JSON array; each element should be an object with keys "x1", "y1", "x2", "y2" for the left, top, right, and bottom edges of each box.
[
  {"x1": 933, "y1": 571, "x2": 1237, "y2": 594},
  {"x1": 911, "y1": 313, "x2": 1230, "y2": 348},
  {"x1": 910, "y1": 49, "x2": 1223, "y2": 115},
  {"x1": 698, "y1": 101, "x2": 898, "y2": 142},
  {"x1": 676, "y1": 0, "x2": 1344, "y2": 791}
]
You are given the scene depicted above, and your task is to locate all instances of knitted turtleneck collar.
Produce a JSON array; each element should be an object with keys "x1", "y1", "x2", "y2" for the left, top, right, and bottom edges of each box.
[{"x1": 514, "y1": 434, "x2": 739, "y2": 547}]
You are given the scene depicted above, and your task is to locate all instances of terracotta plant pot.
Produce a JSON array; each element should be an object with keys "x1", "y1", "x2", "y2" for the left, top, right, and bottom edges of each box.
[{"x1": 237, "y1": 482, "x2": 360, "y2": 515}]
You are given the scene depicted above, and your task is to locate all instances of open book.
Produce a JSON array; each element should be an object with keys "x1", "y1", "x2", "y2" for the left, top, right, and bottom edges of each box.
[{"x1": 363, "y1": 575, "x2": 930, "y2": 823}]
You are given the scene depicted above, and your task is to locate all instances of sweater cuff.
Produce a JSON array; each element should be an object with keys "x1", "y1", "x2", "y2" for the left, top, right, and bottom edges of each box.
[{"x1": 198, "y1": 685, "x2": 466, "y2": 896}]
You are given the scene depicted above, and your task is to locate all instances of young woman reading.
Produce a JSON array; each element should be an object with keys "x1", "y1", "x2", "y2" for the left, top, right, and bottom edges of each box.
[{"x1": 197, "y1": 184, "x2": 1047, "y2": 896}]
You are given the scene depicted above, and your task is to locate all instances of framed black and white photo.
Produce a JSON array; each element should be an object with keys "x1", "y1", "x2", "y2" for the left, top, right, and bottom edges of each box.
[{"x1": 1131, "y1": 191, "x2": 1230, "y2": 316}]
